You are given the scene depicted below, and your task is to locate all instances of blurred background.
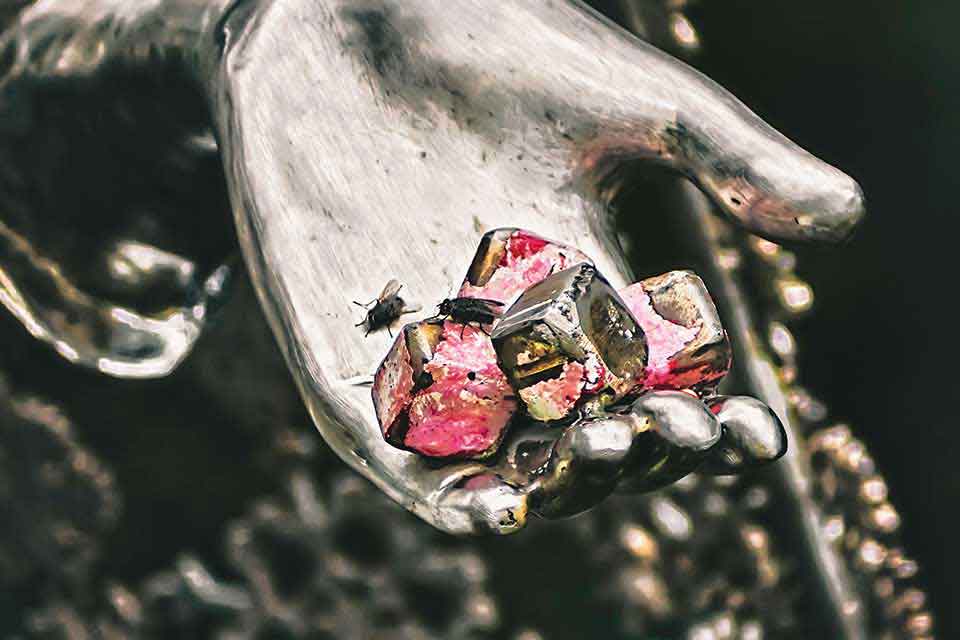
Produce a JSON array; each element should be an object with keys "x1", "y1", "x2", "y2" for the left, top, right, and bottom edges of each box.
[
  {"x1": 690, "y1": 0, "x2": 960, "y2": 632},
  {"x1": 2, "y1": 0, "x2": 958, "y2": 637}
]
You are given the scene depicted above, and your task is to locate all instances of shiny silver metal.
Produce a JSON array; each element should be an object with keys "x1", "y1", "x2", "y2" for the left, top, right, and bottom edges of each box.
[
  {"x1": 700, "y1": 395, "x2": 788, "y2": 474},
  {"x1": 1, "y1": 0, "x2": 865, "y2": 534}
]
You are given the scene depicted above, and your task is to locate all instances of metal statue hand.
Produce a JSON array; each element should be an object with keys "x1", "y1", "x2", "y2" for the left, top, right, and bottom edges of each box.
[{"x1": 0, "y1": 0, "x2": 863, "y2": 533}]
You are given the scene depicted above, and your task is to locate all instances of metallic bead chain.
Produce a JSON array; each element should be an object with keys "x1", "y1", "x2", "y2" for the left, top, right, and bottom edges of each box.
[{"x1": 743, "y1": 233, "x2": 935, "y2": 639}]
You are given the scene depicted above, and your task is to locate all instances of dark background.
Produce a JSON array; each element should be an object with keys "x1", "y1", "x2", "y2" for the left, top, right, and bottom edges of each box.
[
  {"x1": 689, "y1": 0, "x2": 960, "y2": 634},
  {"x1": 2, "y1": 0, "x2": 959, "y2": 636}
]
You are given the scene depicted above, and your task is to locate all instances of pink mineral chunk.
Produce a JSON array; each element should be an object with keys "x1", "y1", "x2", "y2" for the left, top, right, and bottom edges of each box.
[
  {"x1": 373, "y1": 321, "x2": 516, "y2": 459},
  {"x1": 619, "y1": 273, "x2": 730, "y2": 391},
  {"x1": 405, "y1": 322, "x2": 516, "y2": 458},
  {"x1": 517, "y1": 361, "x2": 586, "y2": 422},
  {"x1": 619, "y1": 284, "x2": 700, "y2": 388},
  {"x1": 459, "y1": 229, "x2": 590, "y2": 304}
]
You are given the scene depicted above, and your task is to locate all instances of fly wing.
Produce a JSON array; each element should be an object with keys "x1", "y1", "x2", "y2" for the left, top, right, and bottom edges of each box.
[
  {"x1": 379, "y1": 278, "x2": 403, "y2": 300},
  {"x1": 467, "y1": 297, "x2": 505, "y2": 307}
]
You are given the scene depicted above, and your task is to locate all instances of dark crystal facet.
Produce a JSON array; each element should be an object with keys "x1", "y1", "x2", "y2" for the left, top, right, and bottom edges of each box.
[{"x1": 491, "y1": 264, "x2": 647, "y2": 421}]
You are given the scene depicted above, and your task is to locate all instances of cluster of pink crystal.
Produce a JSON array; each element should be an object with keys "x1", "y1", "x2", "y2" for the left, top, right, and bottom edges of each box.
[
  {"x1": 508, "y1": 285, "x2": 710, "y2": 423},
  {"x1": 373, "y1": 229, "x2": 726, "y2": 459}
]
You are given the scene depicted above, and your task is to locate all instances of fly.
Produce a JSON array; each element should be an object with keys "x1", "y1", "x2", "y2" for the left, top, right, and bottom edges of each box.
[
  {"x1": 354, "y1": 279, "x2": 419, "y2": 336},
  {"x1": 434, "y1": 296, "x2": 505, "y2": 336}
]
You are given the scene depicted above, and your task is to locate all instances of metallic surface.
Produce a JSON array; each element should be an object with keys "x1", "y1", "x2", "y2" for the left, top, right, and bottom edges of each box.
[
  {"x1": 700, "y1": 395, "x2": 788, "y2": 474},
  {"x1": 1, "y1": 0, "x2": 866, "y2": 534},
  {"x1": 1, "y1": 0, "x2": 235, "y2": 376},
  {"x1": 617, "y1": 390, "x2": 721, "y2": 491}
]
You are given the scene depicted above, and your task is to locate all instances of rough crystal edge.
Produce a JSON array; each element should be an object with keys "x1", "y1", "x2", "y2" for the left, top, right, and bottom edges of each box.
[
  {"x1": 373, "y1": 320, "x2": 516, "y2": 460},
  {"x1": 621, "y1": 270, "x2": 731, "y2": 391},
  {"x1": 491, "y1": 263, "x2": 646, "y2": 421},
  {"x1": 372, "y1": 321, "x2": 443, "y2": 442},
  {"x1": 458, "y1": 227, "x2": 592, "y2": 304}
]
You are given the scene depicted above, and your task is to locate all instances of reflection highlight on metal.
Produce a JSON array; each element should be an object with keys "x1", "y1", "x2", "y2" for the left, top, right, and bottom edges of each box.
[
  {"x1": 0, "y1": 219, "x2": 231, "y2": 377},
  {"x1": 621, "y1": 0, "x2": 701, "y2": 55}
]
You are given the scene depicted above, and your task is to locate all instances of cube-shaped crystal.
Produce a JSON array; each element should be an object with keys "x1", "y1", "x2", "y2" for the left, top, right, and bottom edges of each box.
[
  {"x1": 373, "y1": 320, "x2": 516, "y2": 459},
  {"x1": 619, "y1": 271, "x2": 731, "y2": 391},
  {"x1": 491, "y1": 264, "x2": 647, "y2": 421}
]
